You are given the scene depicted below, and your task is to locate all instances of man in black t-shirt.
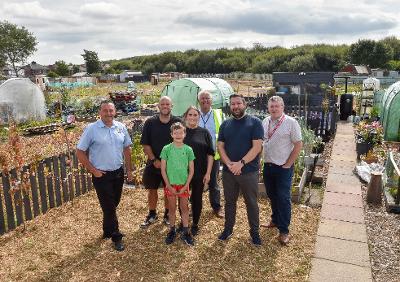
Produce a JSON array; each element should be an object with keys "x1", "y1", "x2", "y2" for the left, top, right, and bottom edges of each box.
[
  {"x1": 140, "y1": 96, "x2": 181, "y2": 228},
  {"x1": 217, "y1": 94, "x2": 264, "y2": 246}
]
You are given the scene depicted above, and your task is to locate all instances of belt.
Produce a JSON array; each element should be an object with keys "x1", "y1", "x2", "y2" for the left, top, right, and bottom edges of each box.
[{"x1": 264, "y1": 162, "x2": 283, "y2": 167}]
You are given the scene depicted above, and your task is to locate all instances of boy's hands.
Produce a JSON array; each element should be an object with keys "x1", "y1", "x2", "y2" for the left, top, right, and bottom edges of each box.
[{"x1": 166, "y1": 184, "x2": 176, "y2": 195}]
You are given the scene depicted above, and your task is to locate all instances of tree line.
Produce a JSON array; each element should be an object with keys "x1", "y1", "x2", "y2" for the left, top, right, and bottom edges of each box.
[
  {"x1": 106, "y1": 38, "x2": 400, "y2": 76},
  {"x1": 1, "y1": 21, "x2": 400, "y2": 77}
]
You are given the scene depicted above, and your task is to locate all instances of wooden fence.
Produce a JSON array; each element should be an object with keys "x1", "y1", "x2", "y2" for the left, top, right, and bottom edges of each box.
[{"x1": 0, "y1": 151, "x2": 92, "y2": 235}]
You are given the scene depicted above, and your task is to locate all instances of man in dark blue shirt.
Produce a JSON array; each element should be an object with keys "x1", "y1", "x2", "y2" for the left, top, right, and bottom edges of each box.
[{"x1": 217, "y1": 94, "x2": 264, "y2": 246}]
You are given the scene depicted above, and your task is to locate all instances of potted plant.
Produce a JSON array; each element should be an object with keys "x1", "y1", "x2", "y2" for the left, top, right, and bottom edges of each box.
[{"x1": 355, "y1": 121, "x2": 383, "y2": 159}]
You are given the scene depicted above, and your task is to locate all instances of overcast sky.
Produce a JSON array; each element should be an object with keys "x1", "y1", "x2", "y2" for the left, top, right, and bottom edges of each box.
[{"x1": 1, "y1": 0, "x2": 399, "y2": 65}]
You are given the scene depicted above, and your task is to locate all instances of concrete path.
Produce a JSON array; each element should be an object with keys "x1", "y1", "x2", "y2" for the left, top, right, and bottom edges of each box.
[{"x1": 309, "y1": 122, "x2": 373, "y2": 282}]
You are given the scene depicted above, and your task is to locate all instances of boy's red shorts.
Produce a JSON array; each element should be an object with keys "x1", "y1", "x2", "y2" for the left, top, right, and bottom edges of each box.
[{"x1": 164, "y1": 184, "x2": 190, "y2": 198}]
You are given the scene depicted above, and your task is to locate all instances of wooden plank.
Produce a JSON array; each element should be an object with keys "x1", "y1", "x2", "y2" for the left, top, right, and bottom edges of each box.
[
  {"x1": 37, "y1": 162, "x2": 48, "y2": 214},
  {"x1": 1, "y1": 172, "x2": 16, "y2": 230},
  {"x1": 60, "y1": 154, "x2": 69, "y2": 202},
  {"x1": 66, "y1": 154, "x2": 74, "y2": 201},
  {"x1": 10, "y1": 169, "x2": 24, "y2": 226},
  {"x1": 80, "y1": 165, "x2": 87, "y2": 194},
  {"x1": 87, "y1": 172, "x2": 93, "y2": 191},
  {"x1": 73, "y1": 152, "x2": 81, "y2": 197},
  {"x1": 52, "y1": 156, "x2": 62, "y2": 206},
  {"x1": 0, "y1": 172, "x2": 6, "y2": 234},
  {"x1": 21, "y1": 166, "x2": 33, "y2": 221},
  {"x1": 29, "y1": 165, "x2": 40, "y2": 217},
  {"x1": 44, "y1": 158, "x2": 55, "y2": 208}
]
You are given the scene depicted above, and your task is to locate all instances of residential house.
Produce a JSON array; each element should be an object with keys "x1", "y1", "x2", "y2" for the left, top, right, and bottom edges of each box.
[{"x1": 24, "y1": 61, "x2": 49, "y2": 77}]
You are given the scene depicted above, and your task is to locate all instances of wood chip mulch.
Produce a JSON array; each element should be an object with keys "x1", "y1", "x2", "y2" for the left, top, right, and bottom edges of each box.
[{"x1": 0, "y1": 188, "x2": 320, "y2": 281}]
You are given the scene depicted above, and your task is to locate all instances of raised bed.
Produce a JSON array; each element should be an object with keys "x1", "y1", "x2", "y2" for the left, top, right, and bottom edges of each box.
[
  {"x1": 257, "y1": 166, "x2": 307, "y2": 203},
  {"x1": 383, "y1": 151, "x2": 400, "y2": 213}
]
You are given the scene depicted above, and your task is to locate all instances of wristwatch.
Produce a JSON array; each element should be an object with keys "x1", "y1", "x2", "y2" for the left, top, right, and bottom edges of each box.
[{"x1": 240, "y1": 159, "x2": 246, "y2": 165}]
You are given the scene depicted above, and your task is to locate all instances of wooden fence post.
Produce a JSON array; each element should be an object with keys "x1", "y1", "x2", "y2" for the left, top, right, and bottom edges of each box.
[
  {"x1": 1, "y1": 172, "x2": 16, "y2": 231},
  {"x1": 52, "y1": 156, "x2": 62, "y2": 207},
  {"x1": 37, "y1": 162, "x2": 48, "y2": 214},
  {"x1": 0, "y1": 173, "x2": 6, "y2": 234}
]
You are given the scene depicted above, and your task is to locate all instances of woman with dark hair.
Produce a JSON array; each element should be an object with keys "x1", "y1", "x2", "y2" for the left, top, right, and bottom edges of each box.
[{"x1": 183, "y1": 106, "x2": 215, "y2": 236}]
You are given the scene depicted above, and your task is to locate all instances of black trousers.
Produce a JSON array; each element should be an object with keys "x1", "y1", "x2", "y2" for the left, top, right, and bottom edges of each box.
[
  {"x1": 92, "y1": 167, "x2": 124, "y2": 242},
  {"x1": 190, "y1": 177, "x2": 205, "y2": 226}
]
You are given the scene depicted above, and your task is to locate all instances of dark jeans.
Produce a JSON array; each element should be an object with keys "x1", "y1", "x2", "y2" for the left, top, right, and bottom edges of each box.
[
  {"x1": 263, "y1": 163, "x2": 294, "y2": 235},
  {"x1": 209, "y1": 160, "x2": 221, "y2": 211},
  {"x1": 222, "y1": 170, "x2": 259, "y2": 235},
  {"x1": 92, "y1": 167, "x2": 124, "y2": 242},
  {"x1": 190, "y1": 177, "x2": 204, "y2": 226}
]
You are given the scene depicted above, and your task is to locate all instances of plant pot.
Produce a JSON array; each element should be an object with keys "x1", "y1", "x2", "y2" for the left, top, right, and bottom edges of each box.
[{"x1": 356, "y1": 142, "x2": 373, "y2": 159}]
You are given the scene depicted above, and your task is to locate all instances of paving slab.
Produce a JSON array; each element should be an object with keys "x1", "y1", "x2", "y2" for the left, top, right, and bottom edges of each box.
[
  {"x1": 321, "y1": 203, "x2": 365, "y2": 223},
  {"x1": 329, "y1": 153, "x2": 358, "y2": 162},
  {"x1": 328, "y1": 165, "x2": 356, "y2": 176},
  {"x1": 314, "y1": 236, "x2": 370, "y2": 267},
  {"x1": 309, "y1": 258, "x2": 372, "y2": 282},
  {"x1": 326, "y1": 173, "x2": 361, "y2": 185},
  {"x1": 329, "y1": 161, "x2": 357, "y2": 171},
  {"x1": 323, "y1": 191, "x2": 363, "y2": 208},
  {"x1": 325, "y1": 179, "x2": 362, "y2": 195},
  {"x1": 317, "y1": 219, "x2": 368, "y2": 242}
]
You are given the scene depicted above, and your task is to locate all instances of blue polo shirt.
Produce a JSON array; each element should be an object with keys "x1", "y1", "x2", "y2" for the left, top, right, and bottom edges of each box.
[
  {"x1": 77, "y1": 119, "x2": 132, "y2": 171},
  {"x1": 218, "y1": 114, "x2": 263, "y2": 174}
]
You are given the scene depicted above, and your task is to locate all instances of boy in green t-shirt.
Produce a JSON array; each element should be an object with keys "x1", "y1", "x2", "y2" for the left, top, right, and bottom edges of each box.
[{"x1": 160, "y1": 122, "x2": 195, "y2": 246}]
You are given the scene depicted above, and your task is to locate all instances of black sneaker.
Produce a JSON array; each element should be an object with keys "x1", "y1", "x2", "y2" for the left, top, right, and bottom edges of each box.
[
  {"x1": 176, "y1": 222, "x2": 183, "y2": 233},
  {"x1": 113, "y1": 240, "x2": 125, "y2": 251},
  {"x1": 251, "y1": 233, "x2": 262, "y2": 246},
  {"x1": 218, "y1": 230, "x2": 233, "y2": 241},
  {"x1": 190, "y1": 225, "x2": 199, "y2": 236},
  {"x1": 163, "y1": 214, "x2": 170, "y2": 225},
  {"x1": 165, "y1": 229, "x2": 176, "y2": 245},
  {"x1": 140, "y1": 213, "x2": 158, "y2": 228},
  {"x1": 181, "y1": 232, "x2": 194, "y2": 246}
]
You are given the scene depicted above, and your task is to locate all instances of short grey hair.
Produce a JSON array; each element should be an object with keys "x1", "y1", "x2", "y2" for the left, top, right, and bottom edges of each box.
[
  {"x1": 268, "y1": 96, "x2": 284, "y2": 106},
  {"x1": 198, "y1": 90, "x2": 212, "y2": 100}
]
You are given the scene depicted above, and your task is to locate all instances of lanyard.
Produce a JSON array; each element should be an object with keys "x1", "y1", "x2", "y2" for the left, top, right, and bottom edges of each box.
[
  {"x1": 268, "y1": 115, "x2": 285, "y2": 140},
  {"x1": 200, "y1": 111, "x2": 212, "y2": 127}
]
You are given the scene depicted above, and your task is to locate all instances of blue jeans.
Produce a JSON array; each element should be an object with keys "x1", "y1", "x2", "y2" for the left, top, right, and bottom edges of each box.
[
  {"x1": 208, "y1": 160, "x2": 221, "y2": 211},
  {"x1": 263, "y1": 163, "x2": 294, "y2": 234}
]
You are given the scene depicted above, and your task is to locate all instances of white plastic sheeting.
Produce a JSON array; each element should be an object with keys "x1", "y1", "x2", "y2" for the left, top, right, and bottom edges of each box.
[
  {"x1": 0, "y1": 78, "x2": 46, "y2": 123},
  {"x1": 363, "y1": 77, "x2": 380, "y2": 91}
]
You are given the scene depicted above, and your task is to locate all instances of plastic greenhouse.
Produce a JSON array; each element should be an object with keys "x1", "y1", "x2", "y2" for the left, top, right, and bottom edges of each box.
[
  {"x1": 363, "y1": 77, "x2": 380, "y2": 91},
  {"x1": 0, "y1": 78, "x2": 46, "y2": 124},
  {"x1": 381, "y1": 81, "x2": 400, "y2": 141},
  {"x1": 161, "y1": 78, "x2": 234, "y2": 116}
]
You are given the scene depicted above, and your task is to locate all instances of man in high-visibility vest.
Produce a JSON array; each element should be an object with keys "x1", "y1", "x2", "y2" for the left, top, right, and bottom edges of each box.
[{"x1": 197, "y1": 90, "x2": 224, "y2": 218}]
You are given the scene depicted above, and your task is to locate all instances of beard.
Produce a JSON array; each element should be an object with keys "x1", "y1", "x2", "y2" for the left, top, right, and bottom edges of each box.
[{"x1": 231, "y1": 108, "x2": 245, "y2": 118}]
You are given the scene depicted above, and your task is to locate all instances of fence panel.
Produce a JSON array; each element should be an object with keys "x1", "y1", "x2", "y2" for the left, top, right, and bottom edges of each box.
[
  {"x1": 1, "y1": 172, "x2": 15, "y2": 231},
  {"x1": 29, "y1": 165, "x2": 40, "y2": 217},
  {"x1": 0, "y1": 173, "x2": 6, "y2": 234},
  {"x1": 60, "y1": 154, "x2": 69, "y2": 202},
  {"x1": 37, "y1": 162, "x2": 48, "y2": 214},
  {"x1": 45, "y1": 158, "x2": 55, "y2": 208},
  {"x1": 73, "y1": 152, "x2": 81, "y2": 197},
  {"x1": 21, "y1": 167, "x2": 33, "y2": 221},
  {"x1": 52, "y1": 156, "x2": 62, "y2": 207},
  {"x1": 10, "y1": 169, "x2": 24, "y2": 226}
]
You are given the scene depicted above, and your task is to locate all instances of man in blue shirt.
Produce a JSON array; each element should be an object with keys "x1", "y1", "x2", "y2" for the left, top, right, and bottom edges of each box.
[
  {"x1": 77, "y1": 100, "x2": 132, "y2": 251},
  {"x1": 217, "y1": 94, "x2": 264, "y2": 246}
]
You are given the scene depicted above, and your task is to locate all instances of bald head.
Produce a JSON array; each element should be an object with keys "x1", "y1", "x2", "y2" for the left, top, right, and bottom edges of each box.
[{"x1": 158, "y1": 95, "x2": 173, "y2": 117}]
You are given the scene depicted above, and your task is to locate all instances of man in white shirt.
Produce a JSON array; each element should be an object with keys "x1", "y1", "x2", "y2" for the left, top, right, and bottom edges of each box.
[{"x1": 262, "y1": 96, "x2": 302, "y2": 245}]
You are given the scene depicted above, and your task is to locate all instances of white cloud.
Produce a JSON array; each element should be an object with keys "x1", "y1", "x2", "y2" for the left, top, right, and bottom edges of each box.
[{"x1": 0, "y1": 0, "x2": 398, "y2": 65}]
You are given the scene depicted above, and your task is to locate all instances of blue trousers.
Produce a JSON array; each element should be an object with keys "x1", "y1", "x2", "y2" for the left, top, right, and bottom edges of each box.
[{"x1": 263, "y1": 163, "x2": 294, "y2": 234}]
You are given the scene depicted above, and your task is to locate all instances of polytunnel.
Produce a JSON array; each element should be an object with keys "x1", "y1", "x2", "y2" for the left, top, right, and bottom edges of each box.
[
  {"x1": 161, "y1": 78, "x2": 234, "y2": 116},
  {"x1": 0, "y1": 78, "x2": 46, "y2": 123},
  {"x1": 381, "y1": 81, "x2": 400, "y2": 141}
]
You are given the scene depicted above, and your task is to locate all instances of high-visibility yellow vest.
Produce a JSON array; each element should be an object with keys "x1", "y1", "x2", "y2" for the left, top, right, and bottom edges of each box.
[{"x1": 212, "y1": 108, "x2": 224, "y2": 160}]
